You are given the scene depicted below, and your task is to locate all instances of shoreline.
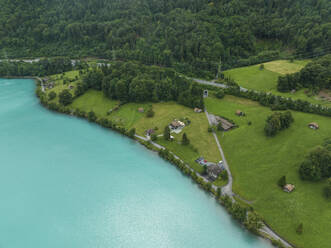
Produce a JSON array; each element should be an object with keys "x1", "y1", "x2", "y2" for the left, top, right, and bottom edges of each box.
[
  {"x1": 0, "y1": 77, "x2": 294, "y2": 248},
  {"x1": 32, "y1": 80, "x2": 294, "y2": 248}
]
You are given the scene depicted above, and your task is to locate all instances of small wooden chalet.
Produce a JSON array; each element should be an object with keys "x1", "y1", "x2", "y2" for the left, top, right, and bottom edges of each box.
[{"x1": 308, "y1": 122, "x2": 319, "y2": 130}]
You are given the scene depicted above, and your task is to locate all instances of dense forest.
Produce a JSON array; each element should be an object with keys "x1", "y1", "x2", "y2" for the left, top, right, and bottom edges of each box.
[
  {"x1": 277, "y1": 55, "x2": 331, "y2": 92},
  {"x1": 80, "y1": 61, "x2": 204, "y2": 108},
  {"x1": 0, "y1": 0, "x2": 330, "y2": 77}
]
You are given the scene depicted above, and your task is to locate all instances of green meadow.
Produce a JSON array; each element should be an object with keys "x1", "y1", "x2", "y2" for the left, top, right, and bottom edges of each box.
[
  {"x1": 205, "y1": 95, "x2": 331, "y2": 248},
  {"x1": 223, "y1": 60, "x2": 331, "y2": 108}
]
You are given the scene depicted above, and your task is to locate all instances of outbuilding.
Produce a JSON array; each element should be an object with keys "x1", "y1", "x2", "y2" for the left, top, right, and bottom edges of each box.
[
  {"x1": 138, "y1": 107, "x2": 144, "y2": 113},
  {"x1": 308, "y1": 122, "x2": 319, "y2": 130},
  {"x1": 207, "y1": 164, "x2": 223, "y2": 181},
  {"x1": 194, "y1": 108, "x2": 203, "y2": 113},
  {"x1": 235, "y1": 110, "x2": 245, "y2": 116},
  {"x1": 283, "y1": 184, "x2": 295, "y2": 193}
]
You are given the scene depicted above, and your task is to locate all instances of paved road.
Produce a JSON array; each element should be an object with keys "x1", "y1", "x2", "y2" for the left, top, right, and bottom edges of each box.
[
  {"x1": 191, "y1": 78, "x2": 248, "y2": 92},
  {"x1": 204, "y1": 110, "x2": 234, "y2": 197}
]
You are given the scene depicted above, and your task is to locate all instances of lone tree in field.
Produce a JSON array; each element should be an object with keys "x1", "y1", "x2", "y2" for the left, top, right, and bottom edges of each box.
[
  {"x1": 146, "y1": 108, "x2": 155, "y2": 118},
  {"x1": 182, "y1": 133, "x2": 190, "y2": 145},
  {"x1": 164, "y1": 126, "x2": 171, "y2": 141},
  {"x1": 59, "y1": 89, "x2": 73, "y2": 106},
  {"x1": 296, "y1": 223, "x2": 303, "y2": 235},
  {"x1": 278, "y1": 176, "x2": 286, "y2": 188}
]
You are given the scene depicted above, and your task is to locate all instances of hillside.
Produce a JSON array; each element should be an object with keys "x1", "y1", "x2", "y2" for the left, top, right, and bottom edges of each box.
[{"x1": 0, "y1": 0, "x2": 331, "y2": 77}]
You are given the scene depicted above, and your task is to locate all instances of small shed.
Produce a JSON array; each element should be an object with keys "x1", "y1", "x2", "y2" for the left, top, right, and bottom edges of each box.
[
  {"x1": 235, "y1": 110, "x2": 244, "y2": 116},
  {"x1": 170, "y1": 120, "x2": 185, "y2": 130},
  {"x1": 283, "y1": 184, "x2": 295, "y2": 193},
  {"x1": 308, "y1": 122, "x2": 319, "y2": 130},
  {"x1": 68, "y1": 85, "x2": 74, "y2": 90},
  {"x1": 138, "y1": 107, "x2": 144, "y2": 113},
  {"x1": 215, "y1": 116, "x2": 234, "y2": 131},
  {"x1": 207, "y1": 164, "x2": 223, "y2": 181},
  {"x1": 194, "y1": 108, "x2": 203, "y2": 113}
]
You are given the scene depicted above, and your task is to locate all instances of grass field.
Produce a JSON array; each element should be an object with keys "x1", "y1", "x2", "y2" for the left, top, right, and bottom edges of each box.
[
  {"x1": 70, "y1": 90, "x2": 119, "y2": 117},
  {"x1": 132, "y1": 102, "x2": 221, "y2": 173},
  {"x1": 51, "y1": 85, "x2": 222, "y2": 178},
  {"x1": 205, "y1": 95, "x2": 331, "y2": 248},
  {"x1": 223, "y1": 60, "x2": 331, "y2": 108}
]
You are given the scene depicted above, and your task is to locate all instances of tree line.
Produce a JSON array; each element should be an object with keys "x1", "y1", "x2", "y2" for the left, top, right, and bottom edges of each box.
[
  {"x1": 277, "y1": 55, "x2": 331, "y2": 92},
  {"x1": 0, "y1": 0, "x2": 330, "y2": 78},
  {"x1": 0, "y1": 57, "x2": 86, "y2": 77},
  {"x1": 79, "y1": 61, "x2": 204, "y2": 109}
]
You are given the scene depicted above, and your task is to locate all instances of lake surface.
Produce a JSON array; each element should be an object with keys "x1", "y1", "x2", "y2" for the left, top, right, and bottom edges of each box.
[{"x1": 0, "y1": 78, "x2": 271, "y2": 248}]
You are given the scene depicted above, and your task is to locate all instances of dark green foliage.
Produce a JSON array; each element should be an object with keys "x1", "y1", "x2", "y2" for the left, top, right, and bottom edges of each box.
[
  {"x1": 0, "y1": 1, "x2": 330, "y2": 76},
  {"x1": 324, "y1": 178, "x2": 331, "y2": 199},
  {"x1": 182, "y1": 133, "x2": 190, "y2": 145},
  {"x1": 215, "y1": 89, "x2": 225, "y2": 99},
  {"x1": 128, "y1": 128, "x2": 136, "y2": 138},
  {"x1": 278, "y1": 176, "x2": 286, "y2": 188},
  {"x1": 277, "y1": 55, "x2": 331, "y2": 92},
  {"x1": 259, "y1": 64, "x2": 264, "y2": 70},
  {"x1": 87, "y1": 111, "x2": 97, "y2": 122},
  {"x1": 150, "y1": 133, "x2": 157, "y2": 141},
  {"x1": 244, "y1": 212, "x2": 262, "y2": 234},
  {"x1": 299, "y1": 146, "x2": 331, "y2": 181},
  {"x1": 58, "y1": 89, "x2": 73, "y2": 106},
  {"x1": 220, "y1": 170, "x2": 228, "y2": 181},
  {"x1": 163, "y1": 126, "x2": 171, "y2": 141},
  {"x1": 0, "y1": 57, "x2": 79, "y2": 76},
  {"x1": 48, "y1": 91, "x2": 56, "y2": 101},
  {"x1": 264, "y1": 111, "x2": 293, "y2": 136},
  {"x1": 83, "y1": 69, "x2": 103, "y2": 90},
  {"x1": 296, "y1": 223, "x2": 303, "y2": 235},
  {"x1": 101, "y1": 61, "x2": 204, "y2": 108},
  {"x1": 146, "y1": 108, "x2": 155, "y2": 118}
]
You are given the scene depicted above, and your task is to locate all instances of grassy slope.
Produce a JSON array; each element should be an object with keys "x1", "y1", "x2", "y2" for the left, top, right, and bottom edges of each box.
[
  {"x1": 205, "y1": 95, "x2": 331, "y2": 248},
  {"x1": 132, "y1": 102, "x2": 221, "y2": 173},
  {"x1": 223, "y1": 60, "x2": 331, "y2": 108}
]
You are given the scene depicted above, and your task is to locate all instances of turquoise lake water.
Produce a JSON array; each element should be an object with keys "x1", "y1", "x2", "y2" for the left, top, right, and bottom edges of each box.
[{"x1": 0, "y1": 78, "x2": 272, "y2": 248}]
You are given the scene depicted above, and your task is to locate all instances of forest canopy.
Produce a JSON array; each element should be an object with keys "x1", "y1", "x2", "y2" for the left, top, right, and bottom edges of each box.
[{"x1": 0, "y1": 0, "x2": 330, "y2": 77}]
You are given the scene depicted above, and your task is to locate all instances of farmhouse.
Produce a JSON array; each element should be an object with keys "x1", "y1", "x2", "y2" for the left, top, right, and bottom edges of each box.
[
  {"x1": 194, "y1": 108, "x2": 203, "y2": 113},
  {"x1": 308, "y1": 122, "x2": 319, "y2": 130},
  {"x1": 170, "y1": 120, "x2": 185, "y2": 130},
  {"x1": 215, "y1": 116, "x2": 234, "y2": 131},
  {"x1": 146, "y1": 129, "x2": 155, "y2": 136},
  {"x1": 283, "y1": 184, "x2": 295, "y2": 193},
  {"x1": 207, "y1": 164, "x2": 223, "y2": 181}
]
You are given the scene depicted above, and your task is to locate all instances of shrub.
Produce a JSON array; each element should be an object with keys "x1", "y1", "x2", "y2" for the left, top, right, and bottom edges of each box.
[
  {"x1": 220, "y1": 170, "x2": 228, "y2": 180},
  {"x1": 151, "y1": 133, "x2": 157, "y2": 141},
  {"x1": 278, "y1": 176, "x2": 286, "y2": 188},
  {"x1": 48, "y1": 91, "x2": 56, "y2": 100},
  {"x1": 324, "y1": 178, "x2": 331, "y2": 199},
  {"x1": 59, "y1": 89, "x2": 73, "y2": 106},
  {"x1": 146, "y1": 108, "x2": 155, "y2": 118},
  {"x1": 182, "y1": 133, "x2": 190, "y2": 145},
  {"x1": 296, "y1": 223, "x2": 303, "y2": 235},
  {"x1": 259, "y1": 64, "x2": 264, "y2": 70},
  {"x1": 163, "y1": 126, "x2": 171, "y2": 140},
  {"x1": 87, "y1": 111, "x2": 97, "y2": 122},
  {"x1": 215, "y1": 89, "x2": 225, "y2": 99},
  {"x1": 128, "y1": 128, "x2": 136, "y2": 138}
]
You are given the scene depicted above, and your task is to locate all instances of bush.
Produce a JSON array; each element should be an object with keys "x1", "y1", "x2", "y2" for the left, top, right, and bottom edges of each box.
[
  {"x1": 217, "y1": 123, "x2": 224, "y2": 131},
  {"x1": 182, "y1": 133, "x2": 190, "y2": 145},
  {"x1": 128, "y1": 128, "x2": 136, "y2": 138},
  {"x1": 48, "y1": 91, "x2": 56, "y2": 100},
  {"x1": 151, "y1": 133, "x2": 157, "y2": 141},
  {"x1": 215, "y1": 89, "x2": 225, "y2": 99},
  {"x1": 87, "y1": 111, "x2": 97, "y2": 122},
  {"x1": 59, "y1": 89, "x2": 73, "y2": 106},
  {"x1": 278, "y1": 176, "x2": 286, "y2": 188},
  {"x1": 220, "y1": 170, "x2": 228, "y2": 180},
  {"x1": 324, "y1": 178, "x2": 331, "y2": 199},
  {"x1": 164, "y1": 126, "x2": 171, "y2": 140},
  {"x1": 146, "y1": 108, "x2": 155, "y2": 118},
  {"x1": 296, "y1": 223, "x2": 303, "y2": 235},
  {"x1": 259, "y1": 64, "x2": 264, "y2": 70}
]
